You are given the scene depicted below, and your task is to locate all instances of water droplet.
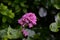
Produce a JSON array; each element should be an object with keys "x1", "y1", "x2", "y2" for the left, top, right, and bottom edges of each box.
[{"x1": 39, "y1": 7, "x2": 47, "y2": 17}]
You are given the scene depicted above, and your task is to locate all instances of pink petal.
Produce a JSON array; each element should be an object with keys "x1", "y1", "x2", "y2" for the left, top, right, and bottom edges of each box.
[{"x1": 28, "y1": 23, "x2": 33, "y2": 28}]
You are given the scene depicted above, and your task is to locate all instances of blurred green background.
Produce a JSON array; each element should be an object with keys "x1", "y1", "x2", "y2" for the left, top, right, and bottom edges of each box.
[{"x1": 0, "y1": 0, "x2": 60, "y2": 40}]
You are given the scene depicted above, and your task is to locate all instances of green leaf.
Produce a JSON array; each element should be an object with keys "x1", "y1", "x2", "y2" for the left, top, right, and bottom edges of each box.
[
  {"x1": 20, "y1": 2, "x2": 26, "y2": 7},
  {"x1": 1, "y1": 11, "x2": 7, "y2": 16},
  {"x1": 2, "y1": 16, "x2": 7, "y2": 23},
  {"x1": 0, "y1": 3, "x2": 15, "y2": 19},
  {"x1": 8, "y1": 2, "x2": 12, "y2": 5},
  {"x1": 55, "y1": 13, "x2": 60, "y2": 26},
  {"x1": 23, "y1": 9, "x2": 27, "y2": 13},
  {"x1": 56, "y1": 19, "x2": 60, "y2": 26},
  {"x1": 7, "y1": 26, "x2": 23, "y2": 39},
  {"x1": 0, "y1": 29, "x2": 7, "y2": 38},
  {"x1": 8, "y1": 13, "x2": 15, "y2": 18},
  {"x1": 2, "y1": 37, "x2": 8, "y2": 40},
  {"x1": 54, "y1": 4, "x2": 60, "y2": 9},
  {"x1": 49, "y1": 22, "x2": 59, "y2": 32},
  {"x1": 53, "y1": 0, "x2": 60, "y2": 9},
  {"x1": 3, "y1": 6, "x2": 8, "y2": 10},
  {"x1": 0, "y1": 26, "x2": 23, "y2": 39},
  {"x1": 0, "y1": 3, "x2": 7, "y2": 10}
]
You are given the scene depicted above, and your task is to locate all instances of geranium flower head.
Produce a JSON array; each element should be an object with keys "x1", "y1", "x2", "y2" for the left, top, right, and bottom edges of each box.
[
  {"x1": 22, "y1": 28, "x2": 28, "y2": 37},
  {"x1": 18, "y1": 12, "x2": 37, "y2": 28},
  {"x1": 22, "y1": 28, "x2": 35, "y2": 37}
]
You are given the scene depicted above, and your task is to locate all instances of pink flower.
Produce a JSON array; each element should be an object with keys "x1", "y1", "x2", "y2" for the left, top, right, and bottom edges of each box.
[
  {"x1": 18, "y1": 12, "x2": 37, "y2": 28},
  {"x1": 28, "y1": 23, "x2": 33, "y2": 28},
  {"x1": 22, "y1": 29, "x2": 28, "y2": 37}
]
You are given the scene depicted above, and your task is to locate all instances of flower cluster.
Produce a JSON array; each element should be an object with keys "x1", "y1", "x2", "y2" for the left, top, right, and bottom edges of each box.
[
  {"x1": 18, "y1": 12, "x2": 37, "y2": 37},
  {"x1": 22, "y1": 28, "x2": 29, "y2": 37},
  {"x1": 22, "y1": 28, "x2": 35, "y2": 37},
  {"x1": 18, "y1": 12, "x2": 37, "y2": 28}
]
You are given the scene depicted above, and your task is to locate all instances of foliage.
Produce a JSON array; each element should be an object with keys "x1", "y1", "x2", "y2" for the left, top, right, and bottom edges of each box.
[
  {"x1": 0, "y1": 26, "x2": 23, "y2": 40},
  {"x1": 0, "y1": 0, "x2": 60, "y2": 40},
  {"x1": 50, "y1": 13, "x2": 60, "y2": 32}
]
